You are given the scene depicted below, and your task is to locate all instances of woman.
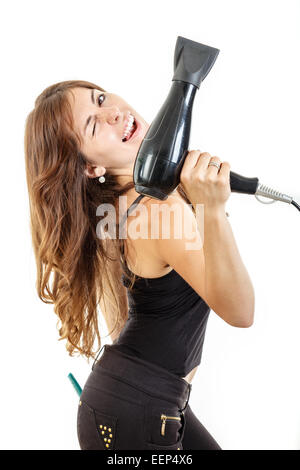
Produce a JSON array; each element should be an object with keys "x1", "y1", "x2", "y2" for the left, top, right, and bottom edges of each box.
[{"x1": 24, "y1": 80, "x2": 255, "y2": 450}]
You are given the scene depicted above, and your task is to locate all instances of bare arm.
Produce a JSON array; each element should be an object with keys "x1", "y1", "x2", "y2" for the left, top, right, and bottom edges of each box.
[
  {"x1": 152, "y1": 150, "x2": 255, "y2": 327},
  {"x1": 100, "y1": 290, "x2": 127, "y2": 342},
  {"x1": 99, "y1": 251, "x2": 128, "y2": 343},
  {"x1": 198, "y1": 207, "x2": 254, "y2": 327}
]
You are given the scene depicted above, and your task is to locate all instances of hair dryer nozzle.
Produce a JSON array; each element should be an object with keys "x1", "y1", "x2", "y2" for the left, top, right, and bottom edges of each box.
[
  {"x1": 172, "y1": 36, "x2": 220, "y2": 88},
  {"x1": 133, "y1": 36, "x2": 220, "y2": 200}
]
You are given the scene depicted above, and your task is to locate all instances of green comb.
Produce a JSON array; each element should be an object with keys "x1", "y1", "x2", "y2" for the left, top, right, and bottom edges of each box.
[{"x1": 68, "y1": 373, "x2": 82, "y2": 397}]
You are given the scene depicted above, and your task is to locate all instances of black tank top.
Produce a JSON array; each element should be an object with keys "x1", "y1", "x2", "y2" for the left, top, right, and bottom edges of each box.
[{"x1": 110, "y1": 194, "x2": 211, "y2": 377}]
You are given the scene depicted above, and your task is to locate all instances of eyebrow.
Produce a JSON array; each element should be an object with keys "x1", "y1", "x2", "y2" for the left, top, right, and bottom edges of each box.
[{"x1": 83, "y1": 89, "x2": 96, "y2": 136}]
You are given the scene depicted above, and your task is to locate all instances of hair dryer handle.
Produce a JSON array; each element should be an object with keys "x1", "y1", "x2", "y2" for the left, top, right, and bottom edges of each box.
[{"x1": 229, "y1": 171, "x2": 259, "y2": 194}]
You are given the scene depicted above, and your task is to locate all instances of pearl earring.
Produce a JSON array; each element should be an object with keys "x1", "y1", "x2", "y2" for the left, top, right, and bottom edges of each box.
[{"x1": 98, "y1": 176, "x2": 105, "y2": 183}]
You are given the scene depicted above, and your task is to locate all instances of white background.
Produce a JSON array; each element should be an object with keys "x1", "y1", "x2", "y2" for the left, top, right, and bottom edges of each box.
[{"x1": 0, "y1": 0, "x2": 299, "y2": 450}]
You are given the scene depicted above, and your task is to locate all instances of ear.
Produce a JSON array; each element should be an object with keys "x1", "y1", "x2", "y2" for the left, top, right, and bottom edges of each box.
[{"x1": 84, "y1": 164, "x2": 106, "y2": 179}]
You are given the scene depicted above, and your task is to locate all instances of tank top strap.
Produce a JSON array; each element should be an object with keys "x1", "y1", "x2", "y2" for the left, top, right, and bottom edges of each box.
[{"x1": 119, "y1": 194, "x2": 146, "y2": 267}]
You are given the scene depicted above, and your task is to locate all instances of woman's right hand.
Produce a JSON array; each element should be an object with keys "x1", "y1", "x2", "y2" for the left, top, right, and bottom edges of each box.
[{"x1": 179, "y1": 150, "x2": 231, "y2": 212}]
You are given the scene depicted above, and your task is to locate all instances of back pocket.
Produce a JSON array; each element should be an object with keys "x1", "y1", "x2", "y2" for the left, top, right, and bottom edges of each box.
[
  {"x1": 144, "y1": 404, "x2": 185, "y2": 449},
  {"x1": 77, "y1": 399, "x2": 118, "y2": 450}
]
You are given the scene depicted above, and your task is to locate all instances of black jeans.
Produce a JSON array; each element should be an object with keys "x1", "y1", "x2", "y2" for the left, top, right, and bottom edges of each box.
[{"x1": 77, "y1": 344, "x2": 221, "y2": 450}]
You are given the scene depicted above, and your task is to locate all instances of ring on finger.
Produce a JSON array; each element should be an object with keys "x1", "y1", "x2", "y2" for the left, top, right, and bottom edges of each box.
[{"x1": 208, "y1": 161, "x2": 221, "y2": 170}]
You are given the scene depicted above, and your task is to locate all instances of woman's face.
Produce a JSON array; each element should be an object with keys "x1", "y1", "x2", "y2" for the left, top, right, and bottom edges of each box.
[{"x1": 68, "y1": 87, "x2": 149, "y2": 180}]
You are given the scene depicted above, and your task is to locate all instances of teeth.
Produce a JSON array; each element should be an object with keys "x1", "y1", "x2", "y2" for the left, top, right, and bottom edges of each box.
[
  {"x1": 123, "y1": 118, "x2": 134, "y2": 137},
  {"x1": 124, "y1": 122, "x2": 134, "y2": 138},
  {"x1": 122, "y1": 114, "x2": 135, "y2": 140}
]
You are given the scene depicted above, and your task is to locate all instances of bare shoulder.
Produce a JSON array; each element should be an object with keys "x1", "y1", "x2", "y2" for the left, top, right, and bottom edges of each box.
[
  {"x1": 146, "y1": 190, "x2": 206, "y2": 299},
  {"x1": 137, "y1": 189, "x2": 192, "y2": 240},
  {"x1": 143, "y1": 189, "x2": 195, "y2": 238},
  {"x1": 141, "y1": 188, "x2": 191, "y2": 214},
  {"x1": 124, "y1": 189, "x2": 195, "y2": 277}
]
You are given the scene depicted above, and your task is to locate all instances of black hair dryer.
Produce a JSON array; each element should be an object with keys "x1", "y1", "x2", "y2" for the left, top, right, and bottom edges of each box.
[{"x1": 133, "y1": 36, "x2": 300, "y2": 212}]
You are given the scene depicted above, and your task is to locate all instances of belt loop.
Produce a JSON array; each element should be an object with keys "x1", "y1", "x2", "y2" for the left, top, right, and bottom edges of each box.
[
  {"x1": 92, "y1": 344, "x2": 106, "y2": 371},
  {"x1": 180, "y1": 383, "x2": 192, "y2": 412}
]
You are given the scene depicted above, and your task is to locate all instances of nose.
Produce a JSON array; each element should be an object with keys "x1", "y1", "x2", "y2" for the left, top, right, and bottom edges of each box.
[{"x1": 98, "y1": 106, "x2": 121, "y2": 125}]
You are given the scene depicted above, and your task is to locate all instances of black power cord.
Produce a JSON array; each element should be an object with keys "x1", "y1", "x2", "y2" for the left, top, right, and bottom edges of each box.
[{"x1": 291, "y1": 200, "x2": 300, "y2": 212}]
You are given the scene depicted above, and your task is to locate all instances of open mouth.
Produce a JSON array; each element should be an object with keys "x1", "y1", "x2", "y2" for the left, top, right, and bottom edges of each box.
[{"x1": 122, "y1": 118, "x2": 138, "y2": 143}]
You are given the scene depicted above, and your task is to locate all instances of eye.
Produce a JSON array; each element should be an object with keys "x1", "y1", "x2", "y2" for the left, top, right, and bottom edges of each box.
[
  {"x1": 97, "y1": 93, "x2": 105, "y2": 106},
  {"x1": 92, "y1": 94, "x2": 106, "y2": 137}
]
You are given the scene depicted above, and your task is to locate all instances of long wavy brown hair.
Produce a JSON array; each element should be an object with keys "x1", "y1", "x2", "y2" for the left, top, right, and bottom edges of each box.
[
  {"x1": 24, "y1": 80, "x2": 138, "y2": 358},
  {"x1": 24, "y1": 79, "x2": 190, "y2": 360}
]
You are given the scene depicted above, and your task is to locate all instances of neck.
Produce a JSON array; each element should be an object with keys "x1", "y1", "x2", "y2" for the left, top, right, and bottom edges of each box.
[
  {"x1": 115, "y1": 174, "x2": 134, "y2": 186},
  {"x1": 114, "y1": 160, "x2": 135, "y2": 187}
]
